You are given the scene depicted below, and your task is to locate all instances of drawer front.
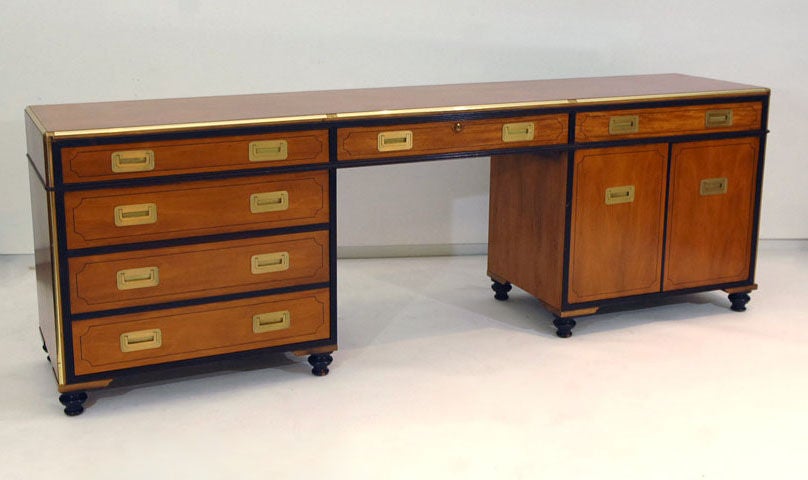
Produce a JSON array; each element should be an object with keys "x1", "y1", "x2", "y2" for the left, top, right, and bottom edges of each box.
[
  {"x1": 60, "y1": 130, "x2": 328, "y2": 183},
  {"x1": 337, "y1": 114, "x2": 568, "y2": 161},
  {"x1": 68, "y1": 231, "x2": 329, "y2": 314},
  {"x1": 575, "y1": 102, "x2": 762, "y2": 142},
  {"x1": 64, "y1": 171, "x2": 329, "y2": 249},
  {"x1": 72, "y1": 288, "x2": 330, "y2": 375}
]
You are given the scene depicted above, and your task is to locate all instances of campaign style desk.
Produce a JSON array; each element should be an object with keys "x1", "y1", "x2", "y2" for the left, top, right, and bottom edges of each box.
[{"x1": 26, "y1": 74, "x2": 770, "y2": 415}]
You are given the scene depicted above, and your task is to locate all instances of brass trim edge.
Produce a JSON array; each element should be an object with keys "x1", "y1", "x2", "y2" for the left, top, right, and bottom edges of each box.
[
  {"x1": 573, "y1": 88, "x2": 769, "y2": 104},
  {"x1": 43, "y1": 87, "x2": 768, "y2": 139},
  {"x1": 50, "y1": 114, "x2": 329, "y2": 139},
  {"x1": 48, "y1": 190, "x2": 66, "y2": 385}
]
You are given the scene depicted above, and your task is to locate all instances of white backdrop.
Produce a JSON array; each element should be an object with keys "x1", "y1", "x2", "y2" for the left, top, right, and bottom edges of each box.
[{"x1": 1, "y1": 0, "x2": 805, "y2": 253}]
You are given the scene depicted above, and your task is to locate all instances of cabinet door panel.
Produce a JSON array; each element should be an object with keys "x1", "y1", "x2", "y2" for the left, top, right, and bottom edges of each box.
[
  {"x1": 569, "y1": 145, "x2": 668, "y2": 303},
  {"x1": 664, "y1": 138, "x2": 759, "y2": 290}
]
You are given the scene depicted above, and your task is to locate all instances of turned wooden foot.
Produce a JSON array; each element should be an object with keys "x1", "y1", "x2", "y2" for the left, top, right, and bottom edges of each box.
[
  {"x1": 491, "y1": 280, "x2": 512, "y2": 301},
  {"x1": 553, "y1": 317, "x2": 577, "y2": 338},
  {"x1": 728, "y1": 292, "x2": 751, "y2": 312},
  {"x1": 59, "y1": 392, "x2": 88, "y2": 416},
  {"x1": 308, "y1": 353, "x2": 333, "y2": 376}
]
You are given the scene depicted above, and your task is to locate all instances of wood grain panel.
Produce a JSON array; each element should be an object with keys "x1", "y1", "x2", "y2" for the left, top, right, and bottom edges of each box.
[
  {"x1": 60, "y1": 130, "x2": 327, "y2": 183},
  {"x1": 337, "y1": 114, "x2": 567, "y2": 161},
  {"x1": 68, "y1": 231, "x2": 329, "y2": 314},
  {"x1": 487, "y1": 152, "x2": 568, "y2": 310},
  {"x1": 64, "y1": 171, "x2": 328, "y2": 249},
  {"x1": 568, "y1": 144, "x2": 668, "y2": 303},
  {"x1": 575, "y1": 102, "x2": 762, "y2": 142},
  {"x1": 664, "y1": 138, "x2": 759, "y2": 290},
  {"x1": 72, "y1": 288, "x2": 330, "y2": 375}
]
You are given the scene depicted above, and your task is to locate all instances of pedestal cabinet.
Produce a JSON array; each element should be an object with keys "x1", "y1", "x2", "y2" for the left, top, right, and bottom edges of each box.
[
  {"x1": 488, "y1": 101, "x2": 766, "y2": 337},
  {"x1": 26, "y1": 74, "x2": 768, "y2": 414}
]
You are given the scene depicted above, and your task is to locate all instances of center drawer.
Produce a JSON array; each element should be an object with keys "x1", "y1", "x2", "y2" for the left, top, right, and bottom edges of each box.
[
  {"x1": 68, "y1": 230, "x2": 329, "y2": 314},
  {"x1": 337, "y1": 114, "x2": 568, "y2": 161},
  {"x1": 71, "y1": 288, "x2": 330, "y2": 375},
  {"x1": 64, "y1": 170, "x2": 329, "y2": 249}
]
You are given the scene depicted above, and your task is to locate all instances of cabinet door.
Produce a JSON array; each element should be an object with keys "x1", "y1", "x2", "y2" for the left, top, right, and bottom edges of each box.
[
  {"x1": 568, "y1": 144, "x2": 668, "y2": 303},
  {"x1": 664, "y1": 138, "x2": 759, "y2": 290}
]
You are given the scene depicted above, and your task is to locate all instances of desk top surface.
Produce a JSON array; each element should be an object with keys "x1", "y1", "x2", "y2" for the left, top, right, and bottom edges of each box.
[{"x1": 27, "y1": 74, "x2": 768, "y2": 138}]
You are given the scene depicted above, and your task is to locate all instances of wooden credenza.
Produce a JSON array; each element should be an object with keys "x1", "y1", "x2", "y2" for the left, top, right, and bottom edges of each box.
[{"x1": 26, "y1": 74, "x2": 769, "y2": 415}]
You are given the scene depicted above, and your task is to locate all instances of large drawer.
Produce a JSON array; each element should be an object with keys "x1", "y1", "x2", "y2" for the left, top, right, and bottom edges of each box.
[
  {"x1": 71, "y1": 288, "x2": 330, "y2": 375},
  {"x1": 575, "y1": 102, "x2": 763, "y2": 142},
  {"x1": 59, "y1": 130, "x2": 328, "y2": 184},
  {"x1": 63, "y1": 171, "x2": 329, "y2": 249},
  {"x1": 337, "y1": 114, "x2": 568, "y2": 161},
  {"x1": 68, "y1": 231, "x2": 329, "y2": 314}
]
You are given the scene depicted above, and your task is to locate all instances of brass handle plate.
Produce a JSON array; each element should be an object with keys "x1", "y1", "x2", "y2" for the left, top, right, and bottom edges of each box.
[
  {"x1": 705, "y1": 109, "x2": 733, "y2": 128},
  {"x1": 251, "y1": 252, "x2": 290, "y2": 274},
  {"x1": 608, "y1": 115, "x2": 639, "y2": 135},
  {"x1": 252, "y1": 310, "x2": 291, "y2": 333},
  {"x1": 502, "y1": 122, "x2": 535, "y2": 142},
  {"x1": 117, "y1": 266, "x2": 160, "y2": 290},
  {"x1": 377, "y1": 131, "x2": 413, "y2": 152},
  {"x1": 249, "y1": 140, "x2": 289, "y2": 162},
  {"x1": 250, "y1": 191, "x2": 289, "y2": 213},
  {"x1": 700, "y1": 177, "x2": 728, "y2": 196},
  {"x1": 120, "y1": 329, "x2": 162, "y2": 353},
  {"x1": 111, "y1": 150, "x2": 155, "y2": 173},
  {"x1": 114, "y1": 203, "x2": 158, "y2": 227},
  {"x1": 605, "y1": 185, "x2": 636, "y2": 205}
]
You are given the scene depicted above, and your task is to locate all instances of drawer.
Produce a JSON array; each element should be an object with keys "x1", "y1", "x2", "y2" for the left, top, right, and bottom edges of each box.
[
  {"x1": 68, "y1": 230, "x2": 329, "y2": 314},
  {"x1": 59, "y1": 130, "x2": 328, "y2": 183},
  {"x1": 575, "y1": 102, "x2": 763, "y2": 142},
  {"x1": 337, "y1": 114, "x2": 567, "y2": 161},
  {"x1": 71, "y1": 288, "x2": 330, "y2": 375},
  {"x1": 64, "y1": 170, "x2": 329, "y2": 249}
]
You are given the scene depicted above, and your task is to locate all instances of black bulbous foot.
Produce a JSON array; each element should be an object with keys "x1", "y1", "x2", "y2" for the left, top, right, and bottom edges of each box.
[
  {"x1": 308, "y1": 353, "x2": 333, "y2": 376},
  {"x1": 42, "y1": 342, "x2": 48, "y2": 353},
  {"x1": 729, "y1": 292, "x2": 751, "y2": 312},
  {"x1": 553, "y1": 317, "x2": 577, "y2": 338},
  {"x1": 59, "y1": 391, "x2": 88, "y2": 416},
  {"x1": 491, "y1": 280, "x2": 512, "y2": 301}
]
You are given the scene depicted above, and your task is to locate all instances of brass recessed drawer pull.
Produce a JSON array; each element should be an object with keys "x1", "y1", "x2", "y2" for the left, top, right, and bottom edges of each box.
[
  {"x1": 249, "y1": 140, "x2": 289, "y2": 162},
  {"x1": 700, "y1": 177, "x2": 728, "y2": 195},
  {"x1": 705, "y1": 109, "x2": 733, "y2": 128},
  {"x1": 250, "y1": 191, "x2": 289, "y2": 213},
  {"x1": 251, "y1": 252, "x2": 290, "y2": 274},
  {"x1": 608, "y1": 115, "x2": 639, "y2": 135},
  {"x1": 114, "y1": 203, "x2": 158, "y2": 227},
  {"x1": 120, "y1": 329, "x2": 162, "y2": 352},
  {"x1": 377, "y1": 131, "x2": 413, "y2": 152},
  {"x1": 252, "y1": 310, "x2": 291, "y2": 333},
  {"x1": 605, "y1": 185, "x2": 636, "y2": 205},
  {"x1": 111, "y1": 150, "x2": 155, "y2": 173},
  {"x1": 502, "y1": 122, "x2": 535, "y2": 142},
  {"x1": 116, "y1": 266, "x2": 160, "y2": 290}
]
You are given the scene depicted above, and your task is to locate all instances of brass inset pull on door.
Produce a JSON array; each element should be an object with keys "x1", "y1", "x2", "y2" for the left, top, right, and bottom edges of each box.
[
  {"x1": 700, "y1": 177, "x2": 728, "y2": 195},
  {"x1": 111, "y1": 150, "x2": 155, "y2": 173},
  {"x1": 116, "y1": 266, "x2": 160, "y2": 290},
  {"x1": 251, "y1": 252, "x2": 290, "y2": 274},
  {"x1": 250, "y1": 191, "x2": 289, "y2": 213},
  {"x1": 377, "y1": 131, "x2": 413, "y2": 152},
  {"x1": 502, "y1": 122, "x2": 535, "y2": 142},
  {"x1": 252, "y1": 310, "x2": 291, "y2": 333},
  {"x1": 249, "y1": 140, "x2": 289, "y2": 162},
  {"x1": 120, "y1": 329, "x2": 162, "y2": 352},
  {"x1": 608, "y1": 115, "x2": 639, "y2": 135},
  {"x1": 605, "y1": 185, "x2": 636, "y2": 205},
  {"x1": 705, "y1": 109, "x2": 733, "y2": 128},
  {"x1": 114, "y1": 203, "x2": 158, "y2": 227}
]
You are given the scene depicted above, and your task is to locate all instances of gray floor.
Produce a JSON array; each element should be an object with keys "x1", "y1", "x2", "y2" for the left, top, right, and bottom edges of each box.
[{"x1": 1, "y1": 241, "x2": 807, "y2": 479}]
